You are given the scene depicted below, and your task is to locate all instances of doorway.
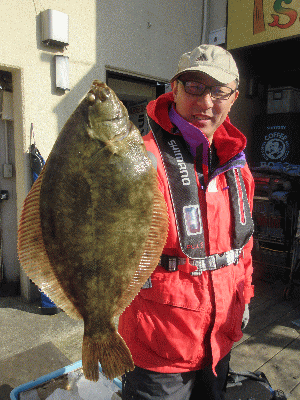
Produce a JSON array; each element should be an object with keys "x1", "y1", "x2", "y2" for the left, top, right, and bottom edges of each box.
[
  {"x1": 107, "y1": 71, "x2": 170, "y2": 136},
  {"x1": 0, "y1": 70, "x2": 19, "y2": 295}
]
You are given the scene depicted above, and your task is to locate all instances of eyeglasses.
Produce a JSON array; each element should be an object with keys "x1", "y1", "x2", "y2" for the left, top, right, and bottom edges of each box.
[{"x1": 178, "y1": 80, "x2": 236, "y2": 100}]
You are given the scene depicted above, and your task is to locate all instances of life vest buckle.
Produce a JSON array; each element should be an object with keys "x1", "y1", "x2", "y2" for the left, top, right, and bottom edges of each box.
[
  {"x1": 160, "y1": 255, "x2": 179, "y2": 271},
  {"x1": 215, "y1": 252, "x2": 227, "y2": 268}
]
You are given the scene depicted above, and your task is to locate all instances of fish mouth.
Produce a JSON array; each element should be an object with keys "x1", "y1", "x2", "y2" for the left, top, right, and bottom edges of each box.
[
  {"x1": 87, "y1": 81, "x2": 111, "y2": 102},
  {"x1": 86, "y1": 80, "x2": 130, "y2": 141},
  {"x1": 87, "y1": 80, "x2": 125, "y2": 120},
  {"x1": 92, "y1": 80, "x2": 106, "y2": 87}
]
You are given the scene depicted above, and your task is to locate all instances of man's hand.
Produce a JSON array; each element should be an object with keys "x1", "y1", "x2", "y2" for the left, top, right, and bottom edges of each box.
[{"x1": 241, "y1": 304, "x2": 249, "y2": 330}]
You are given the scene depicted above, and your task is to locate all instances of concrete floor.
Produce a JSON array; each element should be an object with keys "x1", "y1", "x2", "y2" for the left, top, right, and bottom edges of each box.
[
  {"x1": 0, "y1": 296, "x2": 84, "y2": 400},
  {"x1": 230, "y1": 277, "x2": 300, "y2": 400},
  {"x1": 1, "y1": 275, "x2": 300, "y2": 400}
]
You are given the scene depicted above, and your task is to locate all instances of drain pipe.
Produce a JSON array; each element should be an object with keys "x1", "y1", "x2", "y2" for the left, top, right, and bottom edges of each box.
[{"x1": 201, "y1": 0, "x2": 209, "y2": 44}]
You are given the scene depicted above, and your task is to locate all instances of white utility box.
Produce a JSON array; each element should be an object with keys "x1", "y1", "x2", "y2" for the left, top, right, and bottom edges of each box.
[{"x1": 41, "y1": 9, "x2": 69, "y2": 47}]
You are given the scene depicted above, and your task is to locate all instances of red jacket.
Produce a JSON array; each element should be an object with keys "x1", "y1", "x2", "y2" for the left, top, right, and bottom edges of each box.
[{"x1": 118, "y1": 91, "x2": 254, "y2": 374}]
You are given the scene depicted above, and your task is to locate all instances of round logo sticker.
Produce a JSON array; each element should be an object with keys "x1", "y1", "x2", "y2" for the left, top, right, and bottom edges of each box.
[{"x1": 261, "y1": 134, "x2": 289, "y2": 161}]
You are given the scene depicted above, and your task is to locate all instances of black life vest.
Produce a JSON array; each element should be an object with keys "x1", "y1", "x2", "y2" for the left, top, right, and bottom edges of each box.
[{"x1": 149, "y1": 117, "x2": 254, "y2": 259}]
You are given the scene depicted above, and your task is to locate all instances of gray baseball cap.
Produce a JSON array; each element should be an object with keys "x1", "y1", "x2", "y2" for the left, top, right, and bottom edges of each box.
[{"x1": 171, "y1": 44, "x2": 239, "y2": 85}]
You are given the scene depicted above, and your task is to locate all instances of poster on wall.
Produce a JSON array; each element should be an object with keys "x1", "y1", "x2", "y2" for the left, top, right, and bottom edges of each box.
[
  {"x1": 251, "y1": 113, "x2": 300, "y2": 170},
  {"x1": 227, "y1": 0, "x2": 300, "y2": 50}
]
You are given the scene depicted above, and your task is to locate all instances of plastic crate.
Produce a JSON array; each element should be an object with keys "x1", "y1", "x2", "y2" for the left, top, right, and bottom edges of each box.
[
  {"x1": 10, "y1": 360, "x2": 122, "y2": 400},
  {"x1": 267, "y1": 86, "x2": 300, "y2": 114},
  {"x1": 253, "y1": 197, "x2": 287, "y2": 245}
]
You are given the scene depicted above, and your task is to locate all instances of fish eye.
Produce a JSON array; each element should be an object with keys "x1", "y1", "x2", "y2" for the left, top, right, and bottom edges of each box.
[
  {"x1": 87, "y1": 93, "x2": 96, "y2": 103},
  {"x1": 98, "y1": 88, "x2": 110, "y2": 101}
]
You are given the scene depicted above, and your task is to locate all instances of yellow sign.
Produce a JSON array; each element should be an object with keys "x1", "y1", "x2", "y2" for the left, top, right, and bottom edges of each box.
[{"x1": 227, "y1": 0, "x2": 300, "y2": 49}]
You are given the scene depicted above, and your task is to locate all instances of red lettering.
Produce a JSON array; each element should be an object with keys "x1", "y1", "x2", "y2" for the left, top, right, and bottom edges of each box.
[{"x1": 187, "y1": 242, "x2": 204, "y2": 250}]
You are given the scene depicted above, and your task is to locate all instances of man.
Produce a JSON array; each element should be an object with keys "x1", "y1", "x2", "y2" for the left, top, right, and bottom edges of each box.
[{"x1": 118, "y1": 44, "x2": 255, "y2": 400}]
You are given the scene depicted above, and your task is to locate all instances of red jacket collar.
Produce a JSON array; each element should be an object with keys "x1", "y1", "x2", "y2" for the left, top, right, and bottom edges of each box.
[
  {"x1": 147, "y1": 92, "x2": 174, "y2": 133},
  {"x1": 146, "y1": 92, "x2": 247, "y2": 166}
]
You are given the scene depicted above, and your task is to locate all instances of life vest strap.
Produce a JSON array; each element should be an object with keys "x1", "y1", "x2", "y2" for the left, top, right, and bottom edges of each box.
[{"x1": 160, "y1": 249, "x2": 243, "y2": 276}]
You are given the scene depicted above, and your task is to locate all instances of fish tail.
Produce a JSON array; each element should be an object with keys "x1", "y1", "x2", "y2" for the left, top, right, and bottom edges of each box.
[{"x1": 82, "y1": 332, "x2": 134, "y2": 381}]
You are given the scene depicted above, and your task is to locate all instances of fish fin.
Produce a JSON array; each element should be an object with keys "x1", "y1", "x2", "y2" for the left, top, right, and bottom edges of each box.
[
  {"x1": 114, "y1": 174, "x2": 169, "y2": 316},
  {"x1": 82, "y1": 331, "x2": 134, "y2": 381},
  {"x1": 17, "y1": 166, "x2": 82, "y2": 320}
]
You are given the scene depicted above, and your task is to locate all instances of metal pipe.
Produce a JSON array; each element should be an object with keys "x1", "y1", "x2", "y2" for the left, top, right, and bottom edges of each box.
[
  {"x1": 201, "y1": 0, "x2": 209, "y2": 44},
  {"x1": 4, "y1": 120, "x2": 9, "y2": 164}
]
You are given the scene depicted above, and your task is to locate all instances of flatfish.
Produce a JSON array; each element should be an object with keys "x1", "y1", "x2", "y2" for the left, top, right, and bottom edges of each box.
[{"x1": 17, "y1": 81, "x2": 168, "y2": 381}]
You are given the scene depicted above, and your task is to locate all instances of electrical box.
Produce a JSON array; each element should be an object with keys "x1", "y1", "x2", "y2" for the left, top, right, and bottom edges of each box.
[
  {"x1": 41, "y1": 9, "x2": 69, "y2": 47},
  {"x1": 208, "y1": 27, "x2": 226, "y2": 45},
  {"x1": 3, "y1": 164, "x2": 13, "y2": 178}
]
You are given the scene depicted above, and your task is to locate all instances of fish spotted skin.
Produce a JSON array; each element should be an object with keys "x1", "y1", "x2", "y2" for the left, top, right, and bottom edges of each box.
[{"x1": 18, "y1": 81, "x2": 168, "y2": 381}]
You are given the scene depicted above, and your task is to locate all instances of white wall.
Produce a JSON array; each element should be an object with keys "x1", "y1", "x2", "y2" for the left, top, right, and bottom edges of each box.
[
  {"x1": 1, "y1": 0, "x2": 204, "y2": 178},
  {"x1": 0, "y1": 0, "x2": 204, "y2": 290}
]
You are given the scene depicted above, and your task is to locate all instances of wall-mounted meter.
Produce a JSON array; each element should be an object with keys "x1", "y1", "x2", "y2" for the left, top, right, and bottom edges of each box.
[
  {"x1": 208, "y1": 28, "x2": 226, "y2": 45},
  {"x1": 41, "y1": 9, "x2": 69, "y2": 47}
]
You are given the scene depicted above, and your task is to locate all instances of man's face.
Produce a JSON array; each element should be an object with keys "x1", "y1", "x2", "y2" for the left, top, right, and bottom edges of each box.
[{"x1": 172, "y1": 72, "x2": 239, "y2": 143}]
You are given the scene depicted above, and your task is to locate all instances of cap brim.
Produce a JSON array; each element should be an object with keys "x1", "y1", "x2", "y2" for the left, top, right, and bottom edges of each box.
[{"x1": 170, "y1": 66, "x2": 239, "y2": 85}]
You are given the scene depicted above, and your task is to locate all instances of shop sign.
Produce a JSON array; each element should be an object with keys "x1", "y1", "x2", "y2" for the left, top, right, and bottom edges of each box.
[{"x1": 227, "y1": 0, "x2": 300, "y2": 50}]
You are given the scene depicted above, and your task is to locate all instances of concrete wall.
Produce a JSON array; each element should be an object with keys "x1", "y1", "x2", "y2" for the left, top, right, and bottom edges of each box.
[
  {"x1": 1, "y1": 0, "x2": 203, "y2": 156},
  {"x1": 0, "y1": 0, "x2": 204, "y2": 292},
  {"x1": 208, "y1": 0, "x2": 227, "y2": 33}
]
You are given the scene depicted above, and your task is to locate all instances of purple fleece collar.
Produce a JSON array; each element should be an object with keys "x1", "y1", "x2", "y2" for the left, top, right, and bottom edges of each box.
[{"x1": 169, "y1": 106, "x2": 209, "y2": 165}]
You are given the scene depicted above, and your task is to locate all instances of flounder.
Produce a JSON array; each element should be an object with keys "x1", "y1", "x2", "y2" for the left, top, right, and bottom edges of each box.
[{"x1": 17, "y1": 81, "x2": 168, "y2": 381}]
